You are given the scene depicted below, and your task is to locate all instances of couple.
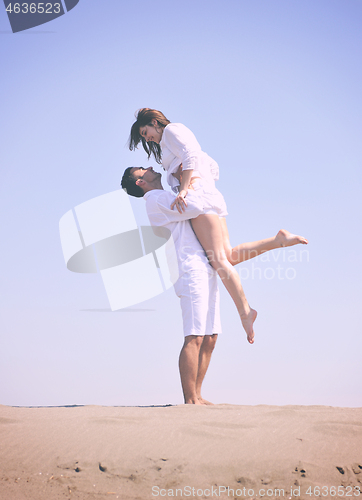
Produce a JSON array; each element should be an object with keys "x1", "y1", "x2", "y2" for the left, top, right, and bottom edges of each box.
[{"x1": 121, "y1": 109, "x2": 308, "y2": 405}]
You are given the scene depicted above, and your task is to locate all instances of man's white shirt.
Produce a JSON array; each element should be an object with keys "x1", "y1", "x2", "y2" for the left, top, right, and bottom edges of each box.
[{"x1": 143, "y1": 189, "x2": 215, "y2": 277}]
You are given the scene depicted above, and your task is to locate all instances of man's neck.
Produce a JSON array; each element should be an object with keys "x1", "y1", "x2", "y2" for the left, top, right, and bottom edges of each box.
[{"x1": 143, "y1": 183, "x2": 164, "y2": 193}]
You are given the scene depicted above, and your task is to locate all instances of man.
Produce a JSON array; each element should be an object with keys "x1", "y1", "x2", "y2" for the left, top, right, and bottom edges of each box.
[
  {"x1": 121, "y1": 166, "x2": 308, "y2": 405},
  {"x1": 122, "y1": 166, "x2": 218, "y2": 405}
]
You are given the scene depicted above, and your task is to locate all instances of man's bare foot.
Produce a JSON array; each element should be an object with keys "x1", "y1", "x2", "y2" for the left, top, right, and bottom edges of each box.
[
  {"x1": 275, "y1": 229, "x2": 308, "y2": 247},
  {"x1": 241, "y1": 308, "x2": 257, "y2": 344},
  {"x1": 198, "y1": 397, "x2": 214, "y2": 405},
  {"x1": 185, "y1": 398, "x2": 205, "y2": 405}
]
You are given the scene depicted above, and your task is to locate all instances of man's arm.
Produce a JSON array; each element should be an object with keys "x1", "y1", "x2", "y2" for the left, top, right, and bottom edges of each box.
[{"x1": 147, "y1": 191, "x2": 204, "y2": 225}]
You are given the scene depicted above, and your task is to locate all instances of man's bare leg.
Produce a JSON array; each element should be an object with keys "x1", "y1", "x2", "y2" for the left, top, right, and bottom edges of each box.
[
  {"x1": 219, "y1": 220, "x2": 308, "y2": 266},
  {"x1": 179, "y1": 335, "x2": 205, "y2": 405},
  {"x1": 196, "y1": 334, "x2": 218, "y2": 405}
]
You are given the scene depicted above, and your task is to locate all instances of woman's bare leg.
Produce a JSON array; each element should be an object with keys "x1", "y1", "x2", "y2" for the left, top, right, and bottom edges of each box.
[
  {"x1": 219, "y1": 219, "x2": 308, "y2": 266},
  {"x1": 191, "y1": 214, "x2": 257, "y2": 344}
]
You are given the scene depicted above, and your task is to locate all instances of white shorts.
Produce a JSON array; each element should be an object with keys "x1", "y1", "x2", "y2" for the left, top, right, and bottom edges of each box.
[
  {"x1": 191, "y1": 179, "x2": 228, "y2": 218},
  {"x1": 174, "y1": 270, "x2": 222, "y2": 337}
]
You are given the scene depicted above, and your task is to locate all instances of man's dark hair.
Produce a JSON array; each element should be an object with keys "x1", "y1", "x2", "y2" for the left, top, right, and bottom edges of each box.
[{"x1": 121, "y1": 167, "x2": 144, "y2": 198}]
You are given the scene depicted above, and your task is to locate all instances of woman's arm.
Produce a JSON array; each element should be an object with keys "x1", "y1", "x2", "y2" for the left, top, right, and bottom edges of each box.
[
  {"x1": 162, "y1": 124, "x2": 202, "y2": 212},
  {"x1": 170, "y1": 168, "x2": 194, "y2": 213},
  {"x1": 162, "y1": 124, "x2": 201, "y2": 172}
]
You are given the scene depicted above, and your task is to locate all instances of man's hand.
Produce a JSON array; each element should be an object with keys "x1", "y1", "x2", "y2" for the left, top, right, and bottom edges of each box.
[{"x1": 170, "y1": 189, "x2": 188, "y2": 213}]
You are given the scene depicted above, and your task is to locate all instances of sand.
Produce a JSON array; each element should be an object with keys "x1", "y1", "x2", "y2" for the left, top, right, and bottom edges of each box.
[{"x1": 0, "y1": 404, "x2": 361, "y2": 499}]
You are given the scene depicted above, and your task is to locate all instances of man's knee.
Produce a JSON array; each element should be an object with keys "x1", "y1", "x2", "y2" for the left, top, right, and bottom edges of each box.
[
  {"x1": 202, "y1": 334, "x2": 218, "y2": 352},
  {"x1": 183, "y1": 335, "x2": 204, "y2": 348}
]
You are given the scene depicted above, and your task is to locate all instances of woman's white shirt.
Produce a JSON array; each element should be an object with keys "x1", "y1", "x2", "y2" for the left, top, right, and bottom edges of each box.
[{"x1": 160, "y1": 123, "x2": 219, "y2": 193}]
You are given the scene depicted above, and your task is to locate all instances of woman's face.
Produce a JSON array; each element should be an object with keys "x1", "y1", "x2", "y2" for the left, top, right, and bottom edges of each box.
[{"x1": 139, "y1": 119, "x2": 163, "y2": 144}]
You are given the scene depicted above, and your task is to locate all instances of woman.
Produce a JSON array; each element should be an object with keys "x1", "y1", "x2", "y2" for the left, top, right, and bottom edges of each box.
[{"x1": 129, "y1": 108, "x2": 307, "y2": 343}]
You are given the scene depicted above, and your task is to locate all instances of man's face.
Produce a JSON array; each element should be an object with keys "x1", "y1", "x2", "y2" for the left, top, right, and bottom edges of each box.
[
  {"x1": 131, "y1": 166, "x2": 161, "y2": 184},
  {"x1": 139, "y1": 120, "x2": 163, "y2": 144}
]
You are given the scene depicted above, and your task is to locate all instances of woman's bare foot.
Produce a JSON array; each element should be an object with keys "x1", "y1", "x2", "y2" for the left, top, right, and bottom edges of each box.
[
  {"x1": 240, "y1": 308, "x2": 257, "y2": 344},
  {"x1": 198, "y1": 397, "x2": 214, "y2": 405},
  {"x1": 275, "y1": 229, "x2": 308, "y2": 247}
]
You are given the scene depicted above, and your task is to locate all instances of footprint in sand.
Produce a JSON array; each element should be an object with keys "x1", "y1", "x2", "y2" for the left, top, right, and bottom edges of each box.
[
  {"x1": 292, "y1": 463, "x2": 306, "y2": 485},
  {"x1": 336, "y1": 465, "x2": 362, "y2": 488},
  {"x1": 98, "y1": 463, "x2": 107, "y2": 473},
  {"x1": 147, "y1": 457, "x2": 170, "y2": 472},
  {"x1": 261, "y1": 476, "x2": 272, "y2": 485},
  {"x1": 293, "y1": 465, "x2": 306, "y2": 477},
  {"x1": 236, "y1": 476, "x2": 255, "y2": 489},
  {"x1": 57, "y1": 461, "x2": 82, "y2": 473},
  {"x1": 352, "y1": 464, "x2": 362, "y2": 475}
]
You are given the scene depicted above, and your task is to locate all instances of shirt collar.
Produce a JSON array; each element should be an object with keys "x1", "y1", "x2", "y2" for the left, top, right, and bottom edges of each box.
[{"x1": 143, "y1": 189, "x2": 163, "y2": 201}]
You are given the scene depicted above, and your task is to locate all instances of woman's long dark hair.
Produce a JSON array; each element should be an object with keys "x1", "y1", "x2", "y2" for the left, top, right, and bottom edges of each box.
[{"x1": 129, "y1": 108, "x2": 170, "y2": 164}]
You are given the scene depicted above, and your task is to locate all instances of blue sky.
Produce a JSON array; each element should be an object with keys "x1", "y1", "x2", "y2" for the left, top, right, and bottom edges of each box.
[{"x1": 1, "y1": 0, "x2": 361, "y2": 407}]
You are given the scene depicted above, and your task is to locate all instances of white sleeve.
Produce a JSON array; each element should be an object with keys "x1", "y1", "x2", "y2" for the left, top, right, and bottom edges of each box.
[
  {"x1": 146, "y1": 191, "x2": 204, "y2": 225},
  {"x1": 162, "y1": 124, "x2": 203, "y2": 172}
]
